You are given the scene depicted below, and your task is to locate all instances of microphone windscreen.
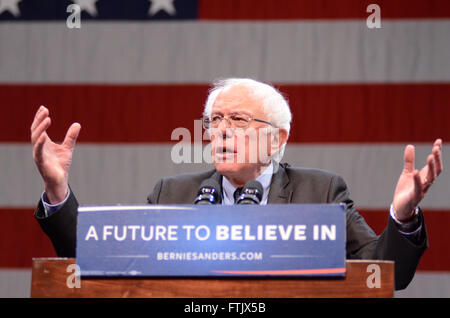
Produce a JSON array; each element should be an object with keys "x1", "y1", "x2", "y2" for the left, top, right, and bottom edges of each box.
[
  {"x1": 198, "y1": 178, "x2": 221, "y2": 194},
  {"x1": 242, "y1": 180, "x2": 263, "y2": 201},
  {"x1": 195, "y1": 178, "x2": 222, "y2": 204}
]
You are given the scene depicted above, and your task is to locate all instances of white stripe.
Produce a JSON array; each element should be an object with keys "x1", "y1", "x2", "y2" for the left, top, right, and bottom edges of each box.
[
  {"x1": 0, "y1": 20, "x2": 449, "y2": 83},
  {"x1": 395, "y1": 272, "x2": 450, "y2": 298},
  {"x1": 283, "y1": 144, "x2": 450, "y2": 210},
  {"x1": 0, "y1": 269, "x2": 448, "y2": 297},
  {"x1": 1, "y1": 143, "x2": 448, "y2": 209},
  {"x1": 0, "y1": 269, "x2": 31, "y2": 298}
]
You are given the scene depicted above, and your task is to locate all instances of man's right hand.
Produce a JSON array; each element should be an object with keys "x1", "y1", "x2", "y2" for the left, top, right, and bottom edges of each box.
[{"x1": 31, "y1": 106, "x2": 81, "y2": 204}]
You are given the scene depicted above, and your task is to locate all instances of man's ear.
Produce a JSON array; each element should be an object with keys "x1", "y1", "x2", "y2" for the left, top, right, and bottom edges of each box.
[
  {"x1": 269, "y1": 128, "x2": 289, "y2": 154},
  {"x1": 278, "y1": 128, "x2": 289, "y2": 147}
]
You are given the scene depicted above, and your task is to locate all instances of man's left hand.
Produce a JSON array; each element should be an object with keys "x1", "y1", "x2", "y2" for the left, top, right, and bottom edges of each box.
[{"x1": 393, "y1": 139, "x2": 443, "y2": 222}]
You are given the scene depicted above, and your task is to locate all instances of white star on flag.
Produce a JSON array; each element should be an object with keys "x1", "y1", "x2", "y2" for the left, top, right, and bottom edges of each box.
[
  {"x1": 0, "y1": 0, "x2": 22, "y2": 17},
  {"x1": 72, "y1": 0, "x2": 99, "y2": 17},
  {"x1": 148, "y1": 0, "x2": 176, "y2": 16}
]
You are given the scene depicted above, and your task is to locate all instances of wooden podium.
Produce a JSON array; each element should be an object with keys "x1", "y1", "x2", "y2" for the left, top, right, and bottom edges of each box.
[{"x1": 31, "y1": 258, "x2": 394, "y2": 298}]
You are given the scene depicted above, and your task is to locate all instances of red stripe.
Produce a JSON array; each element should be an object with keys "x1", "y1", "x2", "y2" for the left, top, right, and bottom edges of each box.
[
  {"x1": 0, "y1": 209, "x2": 56, "y2": 268},
  {"x1": 211, "y1": 267, "x2": 346, "y2": 275},
  {"x1": 0, "y1": 208, "x2": 448, "y2": 270},
  {"x1": 2, "y1": 83, "x2": 449, "y2": 143},
  {"x1": 199, "y1": 0, "x2": 450, "y2": 20}
]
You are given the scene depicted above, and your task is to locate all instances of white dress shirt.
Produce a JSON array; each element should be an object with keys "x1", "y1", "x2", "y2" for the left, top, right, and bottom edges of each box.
[{"x1": 221, "y1": 162, "x2": 273, "y2": 205}]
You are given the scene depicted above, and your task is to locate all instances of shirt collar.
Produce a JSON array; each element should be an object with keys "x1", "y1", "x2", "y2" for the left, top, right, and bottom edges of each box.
[{"x1": 221, "y1": 162, "x2": 273, "y2": 205}]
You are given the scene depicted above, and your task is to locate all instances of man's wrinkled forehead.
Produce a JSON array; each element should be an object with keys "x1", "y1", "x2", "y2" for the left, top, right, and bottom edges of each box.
[{"x1": 212, "y1": 84, "x2": 263, "y2": 114}]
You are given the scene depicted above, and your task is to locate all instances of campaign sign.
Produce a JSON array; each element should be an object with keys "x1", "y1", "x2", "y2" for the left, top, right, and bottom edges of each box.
[{"x1": 76, "y1": 204, "x2": 346, "y2": 277}]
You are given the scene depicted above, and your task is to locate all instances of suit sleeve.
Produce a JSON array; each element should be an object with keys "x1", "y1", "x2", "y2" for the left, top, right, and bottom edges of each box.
[
  {"x1": 35, "y1": 177, "x2": 164, "y2": 257},
  {"x1": 34, "y1": 188, "x2": 79, "y2": 257},
  {"x1": 147, "y1": 178, "x2": 163, "y2": 204},
  {"x1": 328, "y1": 174, "x2": 428, "y2": 290}
]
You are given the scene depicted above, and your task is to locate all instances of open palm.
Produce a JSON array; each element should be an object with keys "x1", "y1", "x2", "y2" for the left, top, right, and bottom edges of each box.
[
  {"x1": 31, "y1": 106, "x2": 81, "y2": 204},
  {"x1": 393, "y1": 140, "x2": 443, "y2": 221}
]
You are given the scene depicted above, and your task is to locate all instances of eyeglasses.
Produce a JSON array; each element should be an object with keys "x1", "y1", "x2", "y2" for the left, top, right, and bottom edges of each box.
[{"x1": 202, "y1": 113, "x2": 274, "y2": 129}]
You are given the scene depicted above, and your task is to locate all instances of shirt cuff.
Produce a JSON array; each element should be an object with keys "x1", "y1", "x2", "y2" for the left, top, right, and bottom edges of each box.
[
  {"x1": 390, "y1": 204, "x2": 422, "y2": 237},
  {"x1": 41, "y1": 188, "x2": 71, "y2": 217}
]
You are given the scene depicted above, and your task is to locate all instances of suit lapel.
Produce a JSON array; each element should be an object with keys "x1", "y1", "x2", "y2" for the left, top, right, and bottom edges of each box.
[
  {"x1": 210, "y1": 170, "x2": 222, "y2": 184},
  {"x1": 267, "y1": 162, "x2": 292, "y2": 204},
  {"x1": 208, "y1": 164, "x2": 291, "y2": 204},
  {"x1": 209, "y1": 170, "x2": 224, "y2": 203}
]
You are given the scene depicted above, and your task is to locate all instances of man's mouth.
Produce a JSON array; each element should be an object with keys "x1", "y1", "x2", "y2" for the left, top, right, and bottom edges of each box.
[{"x1": 216, "y1": 146, "x2": 237, "y2": 154}]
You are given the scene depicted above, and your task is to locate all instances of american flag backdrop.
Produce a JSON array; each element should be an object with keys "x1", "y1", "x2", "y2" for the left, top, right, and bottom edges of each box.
[{"x1": 0, "y1": 0, "x2": 449, "y2": 297}]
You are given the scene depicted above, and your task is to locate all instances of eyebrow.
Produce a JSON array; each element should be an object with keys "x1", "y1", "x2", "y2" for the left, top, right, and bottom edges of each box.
[{"x1": 210, "y1": 111, "x2": 253, "y2": 117}]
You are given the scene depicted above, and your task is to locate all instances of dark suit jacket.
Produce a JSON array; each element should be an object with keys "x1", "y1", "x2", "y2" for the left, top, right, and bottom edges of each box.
[{"x1": 35, "y1": 162, "x2": 428, "y2": 290}]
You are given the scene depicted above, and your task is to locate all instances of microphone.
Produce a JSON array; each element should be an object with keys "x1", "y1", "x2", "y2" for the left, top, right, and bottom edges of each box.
[
  {"x1": 194, "y1": 179, "x2": 222, "y2": 205},
  {"x1": 236, "y1": 180, "x2": 263, "y2": 205}
]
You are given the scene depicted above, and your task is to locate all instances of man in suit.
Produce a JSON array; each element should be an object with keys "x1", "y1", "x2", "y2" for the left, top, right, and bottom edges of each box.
[{"x1": 31, "y1": 78, "x2": 443, "y2": 290}]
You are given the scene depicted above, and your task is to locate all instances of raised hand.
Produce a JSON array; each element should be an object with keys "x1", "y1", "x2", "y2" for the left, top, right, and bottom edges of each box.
[
  {"x1": 31, "y1": 106, "x2": 81, "y2": 204},
  {"x1": 393, "y1": 139, "x2": 443, "y2": 222}
]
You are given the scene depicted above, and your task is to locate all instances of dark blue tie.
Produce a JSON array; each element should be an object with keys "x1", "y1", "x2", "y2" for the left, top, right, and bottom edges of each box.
[{"x1": 233, "y1": 187, "x2": 243, "y2": 203}]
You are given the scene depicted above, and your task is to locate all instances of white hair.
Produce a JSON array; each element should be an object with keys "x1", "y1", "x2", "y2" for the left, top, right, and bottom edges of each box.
[{"x1": 203, "y1": 78, "x2": 292, "y2": 162}]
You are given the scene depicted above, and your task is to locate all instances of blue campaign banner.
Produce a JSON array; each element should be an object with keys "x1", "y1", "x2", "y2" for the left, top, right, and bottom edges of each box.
[{"x1": 76, "y1": 204, "x2": 346, "y2": 277}]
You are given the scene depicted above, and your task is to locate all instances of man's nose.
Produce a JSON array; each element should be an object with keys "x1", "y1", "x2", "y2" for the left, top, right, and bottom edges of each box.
[{"x1": 217, "y1": 118, "x2": 234, "y2": 138}]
